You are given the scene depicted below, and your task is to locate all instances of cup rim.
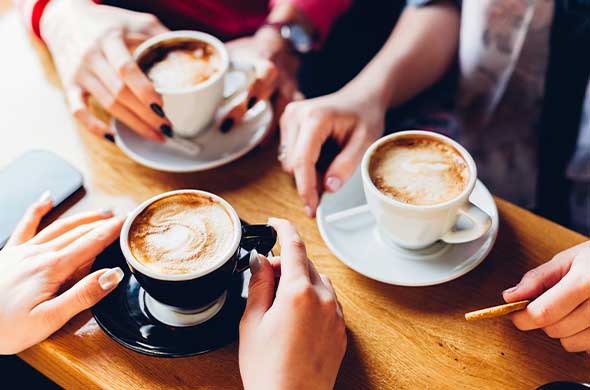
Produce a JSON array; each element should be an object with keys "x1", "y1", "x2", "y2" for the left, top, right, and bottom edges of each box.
[
  {"x1": 361, "y1": 130, "x2": 478, "y2": 210},
  {"x1": 133, "y1": 30, "x2": 230, "y2": 95},
  {"x1": 120, "y1": 189, "x2": 242, "y2": 281}
]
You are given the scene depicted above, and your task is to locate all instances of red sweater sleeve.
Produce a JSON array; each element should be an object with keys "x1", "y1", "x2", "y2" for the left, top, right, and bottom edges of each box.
[
  {"x1": 13, "y1": 0, "x2": 52, "y2": 39},
  {"x1": 270, "y1": 0, "x2": 352, "y2": 41}
]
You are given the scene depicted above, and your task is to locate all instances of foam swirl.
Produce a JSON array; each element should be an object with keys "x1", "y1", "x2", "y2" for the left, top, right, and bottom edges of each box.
[
  {"x1": 128, "y1": 194, "x2": 235, "y2": 275},
  {"x1": 369, "y1": 136, "x2": 470, "y2": 205}
]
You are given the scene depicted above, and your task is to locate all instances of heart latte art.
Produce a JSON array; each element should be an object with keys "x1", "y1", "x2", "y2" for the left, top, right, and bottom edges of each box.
[{"x1": 128, "y1": 194, "x2": 235, "y2": 275}]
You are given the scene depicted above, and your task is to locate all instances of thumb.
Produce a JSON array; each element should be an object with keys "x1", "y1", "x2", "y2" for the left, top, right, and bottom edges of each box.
[
  {"x1": 503, "y1": 251, "x2": 575, "y2": 303},
  {"x1": 32, "y1": 267, "x2": 124, "y2": 330},
  {"x1": 324, "y1": 126, "x2": 371, "y2": 193},
  {"x1": 243, "y1": 250, "x2": 276, "y2": 324}
]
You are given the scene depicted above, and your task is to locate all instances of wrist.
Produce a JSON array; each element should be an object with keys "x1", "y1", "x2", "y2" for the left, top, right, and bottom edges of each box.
[
  {"x1": 254, "y1": 25, "x2": 290, "y2": 58},
  {"x1": 341, "y1": 78, "x2": 390, "y2": 113}
]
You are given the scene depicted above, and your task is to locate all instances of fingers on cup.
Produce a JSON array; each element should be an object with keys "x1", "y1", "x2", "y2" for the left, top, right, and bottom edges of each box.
[
  {"x1": 77, "y1": 69, "x2": 163, "y2": 142},
  {"x1": 267, "y1": 218, "x2": 309, "y2": 280},
  {"x1": 101, "y1": 31, "x2": 164, "y2": 108},
  {"x1": 6, "y1": 191, "x2": 53, "y2": 247}
]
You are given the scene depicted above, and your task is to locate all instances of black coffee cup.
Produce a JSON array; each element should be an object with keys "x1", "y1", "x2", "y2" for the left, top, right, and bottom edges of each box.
[{"x1": 120, "y1": 190, "x2": 276, "y2": 311}]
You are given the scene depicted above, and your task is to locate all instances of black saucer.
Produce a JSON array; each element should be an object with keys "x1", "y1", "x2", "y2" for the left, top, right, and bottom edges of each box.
[{"x1": 91, "y1": 242, "x2": 248, "y2": 358}]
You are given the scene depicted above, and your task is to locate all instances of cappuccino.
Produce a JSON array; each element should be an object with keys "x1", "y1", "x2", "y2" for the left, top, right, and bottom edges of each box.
[
  {"x1": 139, "y1": 39, "x2": 223, "y2": 90},
  {"x1": 128, "y1": 193, "x2": 235, "y2": 275},
  {"x1": 369, "y1": 135, "x2": 469, "y2": 206}
]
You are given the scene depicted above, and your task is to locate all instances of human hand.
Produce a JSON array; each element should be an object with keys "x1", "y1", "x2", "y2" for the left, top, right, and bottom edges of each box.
[
  {"x1": 0, "y1": 192, "x2": 125, "y2": 354},
  {"x1": 41, "y1": 0, "x2": 171, "y2": 142},
  {"x1": 239, "y1": 218, "x2": 346, "y2": 390},
  {"x1": 279, "y1": 89, "x2": 386, "y2": 216},
  {"x1": 224, "y1": 27, "x2": 300, "y2": 133},
  {"x1": 503, "y1": 242, "x2": 590, "y2": 353}
]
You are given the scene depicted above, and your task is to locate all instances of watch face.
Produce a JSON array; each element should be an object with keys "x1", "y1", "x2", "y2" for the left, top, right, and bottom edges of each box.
[{"x1": 281, "y1": 24, "x2": 313, "y2": 54}]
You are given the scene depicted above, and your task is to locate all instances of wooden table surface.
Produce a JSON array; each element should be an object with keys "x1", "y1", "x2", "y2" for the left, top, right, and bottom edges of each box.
[{"x1": 2, "y1": 4, "x2": 589, "y2": 389}]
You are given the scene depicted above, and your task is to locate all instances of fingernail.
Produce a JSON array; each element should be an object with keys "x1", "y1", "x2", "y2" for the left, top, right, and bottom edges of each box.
[
  {"x1": 503, "y1": 286, "x2": 518, "y2": 295},
  {"x1": 97, "y1": 208, "x2": 113, "y2": 217},
  {"x1": 220, "y1": 118, "x2": 234, "y2": 133},
  {"x1": 247, "y1": 96, "x2": 257, "y2": 109},
  {"x1": 39, "y1": 190, "x2": 52, "y2": 204},
  {"x1": 99, "y1": 267, "x2": 124, "y2": 291},
  {"x1": 160, "y1": 124, "x2": 173, "y2": 138},
  {"x1": 150, "y1": 103, "x2": 165, "y2": 118},
  {"x1": 249, "y1": 249, "x2": 261, "y2": 274},
  {"x1": 305, "y1": 205, "x2": 313, "y2": 217},
  {"x1": 325, "y1": 176, "x2": 342, "y2": 192},
  {"x1": 104, "y1": 134, "x2": 115, "y2": 143}
]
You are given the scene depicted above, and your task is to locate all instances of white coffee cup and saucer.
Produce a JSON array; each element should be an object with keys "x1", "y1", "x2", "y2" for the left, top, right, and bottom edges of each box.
[
  {"x1": 112, "y1": 31, "x2": 273, "y2": 173},
  {"x1": 316, "y1": 130, "x2": 499, "y2": 287}
]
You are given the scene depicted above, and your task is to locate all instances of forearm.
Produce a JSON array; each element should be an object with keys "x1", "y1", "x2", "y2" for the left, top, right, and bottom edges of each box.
[{"x1": 344, "y1": 1, "x2": 460, "y2": 110}]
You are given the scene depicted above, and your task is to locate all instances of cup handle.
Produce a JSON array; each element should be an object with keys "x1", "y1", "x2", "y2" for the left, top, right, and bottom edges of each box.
[
  {"x1": 224, "y1": 61, "x2": 256, "y2": 102},
  {"x1": 236, "y1": 224, "x2": 277, "y2": 273},
  {"x1": 441, "y1": 202, "x2": 492, "y2": 244}
]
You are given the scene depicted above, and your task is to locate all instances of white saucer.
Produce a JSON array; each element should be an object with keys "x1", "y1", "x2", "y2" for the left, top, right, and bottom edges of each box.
[
  {"x1": 114, "y1": 96, "x2": 272, "y2": 173},
  {"x1": 316, "y1": 169, "x2": 499, "y2": 286}
]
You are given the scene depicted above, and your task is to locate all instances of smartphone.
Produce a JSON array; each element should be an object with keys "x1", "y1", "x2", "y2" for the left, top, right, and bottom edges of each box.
[{"x1": 0, "y1": 150, "x2": 83, "y2": 248}]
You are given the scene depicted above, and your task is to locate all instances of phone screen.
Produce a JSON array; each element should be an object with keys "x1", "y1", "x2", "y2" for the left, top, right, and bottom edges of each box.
[{"x1": 0, "y1": 150, "x2": 83, "y2": 248}]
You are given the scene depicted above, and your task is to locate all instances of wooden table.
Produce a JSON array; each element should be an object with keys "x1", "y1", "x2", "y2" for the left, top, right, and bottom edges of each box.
[{"x1": 1, "y1": 4, "x2": 589, "y2": 389}]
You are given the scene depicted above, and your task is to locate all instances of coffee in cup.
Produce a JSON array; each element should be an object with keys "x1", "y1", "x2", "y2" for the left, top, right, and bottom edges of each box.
[
  {"x1": 138, "y1": 39, "x2": 223, "y2": 91},
  {"x1": 128, "y1": 192, "x2": 236, "y2": 275},
  {"x1": 361, "y1": 130, "x2": 491, "y2": 250},
  {"x1": 368, "y1": 135, "x2": 470, "y2": 206},
  {"x1": 134, "y1": 31, "x2": 253, "y2": 138},
  {"x1": 120, "y1": 189, "x2": 276, "y2": 327}
]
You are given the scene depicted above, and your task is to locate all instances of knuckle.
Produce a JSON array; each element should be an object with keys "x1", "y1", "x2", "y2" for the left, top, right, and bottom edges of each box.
[
  {"x1": 75, "y1": 286, "x2": 97, "y2": 309},
  {"x1": 118, "y1": 60, "x2": 136, "y2": 78},
  {"x1": 543, "y1": 325, "x2": 559, "y2": 339},
  {"x1": 560, "y1": 338, "x2": 575, "y2": 353},
  {"x1": 290, "y1": 282, "x2": 317, "y2": 305},
  {"x1": 530, "y1": 305, "x2": 551, "y2": 327},
  {"x1": 287, "y1": 237, "x2": 306, "y2": 252},
  {"x1": 522, "y1": 268, "x2": 540, "y2": 282},
  {"x1": 321, "y1": 297, "x2": 338, "y2": 313}
]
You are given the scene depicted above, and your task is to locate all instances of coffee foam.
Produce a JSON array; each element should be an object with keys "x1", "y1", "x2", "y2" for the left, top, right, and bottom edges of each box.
[
  {"x1": 146, "y1": 44, "x2": 222, "y2": 90},
  {"x1": 369, "y1": 136, "x2": 469, "y2": 206},
  {"x1": 128, "y1": 194, "x2": 235, "y2": 275}
]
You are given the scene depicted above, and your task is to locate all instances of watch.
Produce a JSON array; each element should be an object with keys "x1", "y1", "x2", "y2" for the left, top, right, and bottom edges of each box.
[{"x1": 264, "y1": 22, "x2": 315, "y2": 54}]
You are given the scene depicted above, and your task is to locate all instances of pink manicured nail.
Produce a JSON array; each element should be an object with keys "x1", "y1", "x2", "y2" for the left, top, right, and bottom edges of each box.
[
  {"x1": 305, "y1": 206, "x2": 313, "y2": 217},
  {"x1": 99, "y1": 267, "x2": 124, "y2": 291},
  {"x1": 503, "y1": 286, "x2": 518, "y2": 295},
  {"x1": 325, "y1": 176, "x2": 342, "y2": 192},
  {"x1": 249, "y1": 249, "x2": 261, "y2": 274},
  {"x1": 39, "y1": 190, "x2": 51, "y2": 204}
]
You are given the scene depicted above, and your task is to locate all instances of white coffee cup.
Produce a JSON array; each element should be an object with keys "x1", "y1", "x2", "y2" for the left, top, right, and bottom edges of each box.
[
  {"x1": 134, "y1": 31, "x2": 252, "y2": 138},
  {"x1": 361, "y1": 130, "x2": 492, "y2": 250}
]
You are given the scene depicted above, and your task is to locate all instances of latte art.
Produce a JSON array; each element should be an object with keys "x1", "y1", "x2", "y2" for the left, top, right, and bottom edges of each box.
[
  {"x1": 128, "y1": 194, "x2": 235, "y2": 275},
  {"x1": 139, "y1": 39, "x2": 223, "y2": 91},
  {"x1": 369, "y1": 136, "x2": 470, "y2": 205}
]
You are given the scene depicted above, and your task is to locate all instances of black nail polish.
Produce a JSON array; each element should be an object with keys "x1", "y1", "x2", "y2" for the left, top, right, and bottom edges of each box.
[
  {"x1": 151, "y1": 103, "x2": 165, "y2": 118},
  {"x1": 104, "y1": 134, "x2": 115, "y2": 143},
  {"x1": 160, "y1": 124, "x2": 173, "y2": 138},
  {"x1": 220, "y1": 118, "x2": 234, "y2": 133},
  {"x1": 247, "y1": 96, "x2": 257, "y2": 109}
]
